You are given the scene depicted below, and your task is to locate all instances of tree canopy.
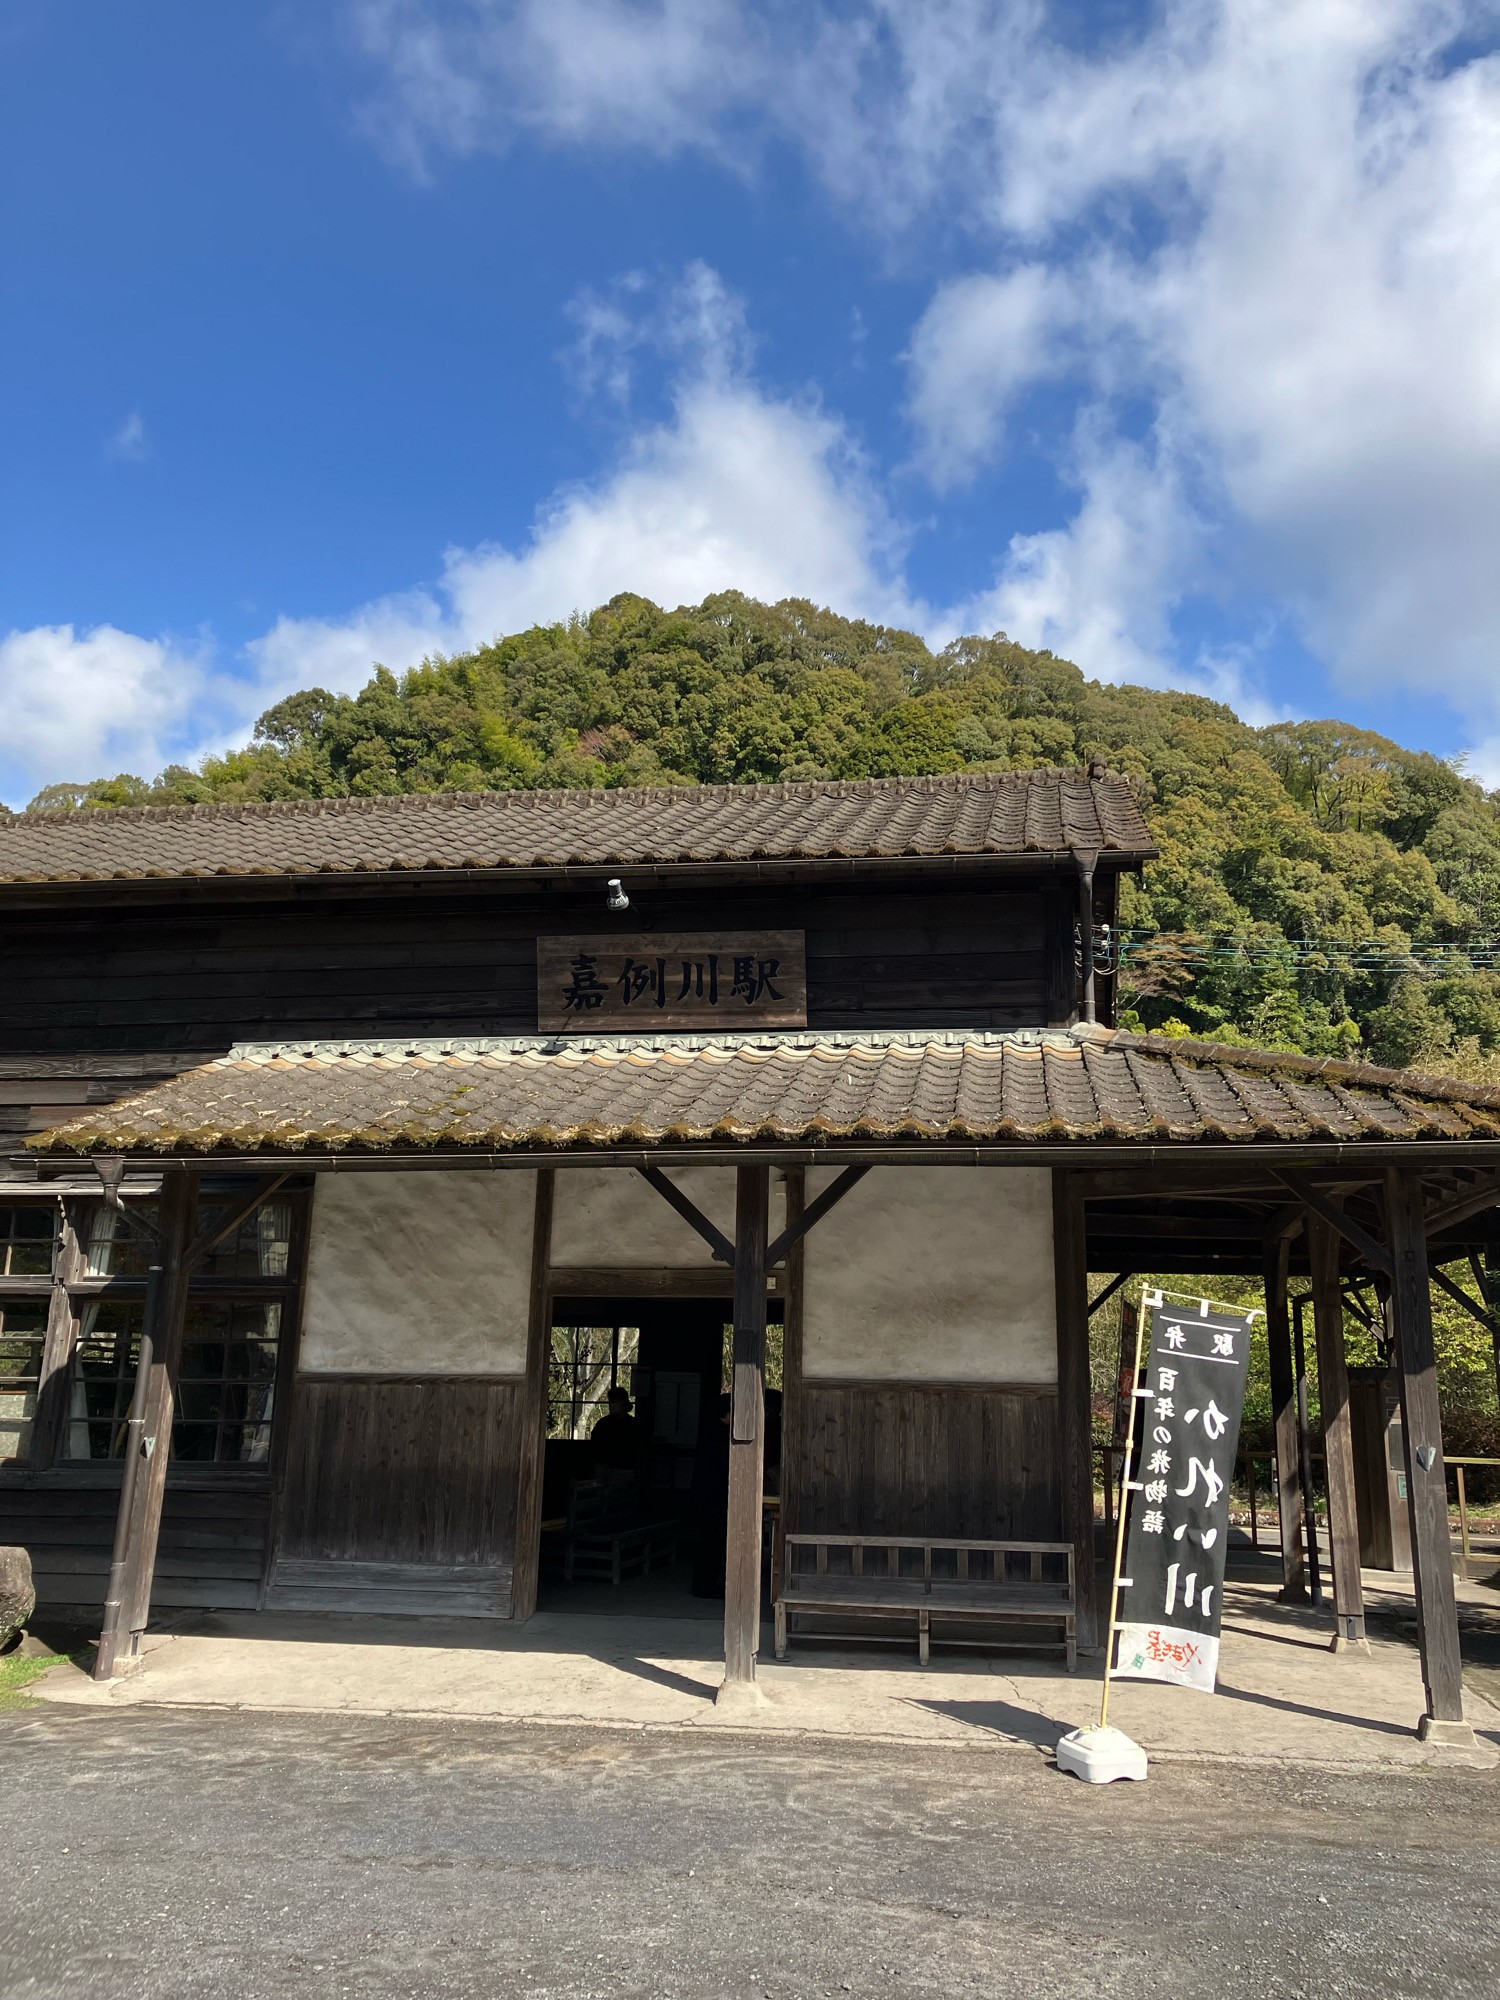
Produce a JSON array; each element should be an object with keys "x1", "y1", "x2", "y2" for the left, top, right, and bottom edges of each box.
[{"x1": 31, "y1": 588, "x2": 1500, "y2": 1075}]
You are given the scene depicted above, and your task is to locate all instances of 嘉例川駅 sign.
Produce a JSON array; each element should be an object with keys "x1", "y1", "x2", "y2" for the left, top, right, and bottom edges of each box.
[{"x1": 537, "y1": 932, "x2": 808, "y2": 1032}]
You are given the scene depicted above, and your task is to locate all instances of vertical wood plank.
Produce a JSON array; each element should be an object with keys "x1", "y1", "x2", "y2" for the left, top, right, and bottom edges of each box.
[
  {"x1": 510, "y1": 1168, "x2": 555, "y2": 1621},
  {"x1": 1262, "y1": 1236, "x2": 1306, "y2": 1601},
  {"x1": 1052, "y1": 1171, "x2": 1098, "y2": 1650},
  {"x1": 723, "y1": 1163, "x2": 769, "y2": 1686},
  {"x1": 1307, "y1": 1212, "x2": 1366, "y2": 1647},
  {"x1": 1385, "y1": 1167, "x2": 1470, "y2": 1736}
]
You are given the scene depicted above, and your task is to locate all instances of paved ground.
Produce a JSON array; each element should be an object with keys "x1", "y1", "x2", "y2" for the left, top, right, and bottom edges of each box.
[
  {"x1": 34, "y1": 1561, "x2": 1500, "y2": 1771},
  {"x1": 2, "y1": 1706, "x2": 1499, "y2": 1999}
]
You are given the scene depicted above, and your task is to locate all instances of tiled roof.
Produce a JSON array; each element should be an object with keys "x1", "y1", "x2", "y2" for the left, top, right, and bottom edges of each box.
[
  {"x1": 27, "y1": 1027, "x2": 1500, "y2": 1159},
  {"x1": 0, "y1": 769, "x2": 1153, "y2": 885}
]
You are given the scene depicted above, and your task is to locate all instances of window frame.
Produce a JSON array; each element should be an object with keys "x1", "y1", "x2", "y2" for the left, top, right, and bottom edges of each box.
[{"x1": 0, "y1": 1185, "x2": 308, "y2": 1484}]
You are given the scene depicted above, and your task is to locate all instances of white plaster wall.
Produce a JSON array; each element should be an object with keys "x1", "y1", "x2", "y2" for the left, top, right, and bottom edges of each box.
[
  {"x1": 300, "y1": 1171, "x2": 536, "y2": 1375},
  {"x1": 551, "y1": 1165, "x2": 783, "y2": 1267},
  {"x1": 802, "y1": 1167, "x2": 1057, "y2": 1384}
]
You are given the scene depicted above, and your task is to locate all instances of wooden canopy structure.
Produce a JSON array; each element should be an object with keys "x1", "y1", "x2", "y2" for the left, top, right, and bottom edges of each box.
[{"x1": 27, "y1": 1021, "x2": 1500, "y2": 1750}]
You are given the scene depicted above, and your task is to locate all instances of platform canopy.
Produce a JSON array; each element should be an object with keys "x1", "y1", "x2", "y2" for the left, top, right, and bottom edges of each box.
[{"x1": 25, "y1": 1023, "x2": 1500, "y2": 1171}]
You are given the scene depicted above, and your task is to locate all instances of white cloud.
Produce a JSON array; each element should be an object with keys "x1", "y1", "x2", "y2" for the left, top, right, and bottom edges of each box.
[
  {"x1": 346, "y1": 0, "x2": 1500, "y2": 756},
  {"x1": 106, "y1": 411, "x2": 148, "y2": 462},
  {"x1": 0, "y1": 624, "x2": 210, "y2": 807},
  {"x1": 347, "y1": 0, "x2": 760, "y2": 174},
  {"x1": 252, "y1": 275, "x2": 916, "y2": 694}
]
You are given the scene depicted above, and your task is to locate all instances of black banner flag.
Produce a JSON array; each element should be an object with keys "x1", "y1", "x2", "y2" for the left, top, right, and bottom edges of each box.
[{"x1": 1114, "y1": 1292, "x2": 1256, "y2": 1691}]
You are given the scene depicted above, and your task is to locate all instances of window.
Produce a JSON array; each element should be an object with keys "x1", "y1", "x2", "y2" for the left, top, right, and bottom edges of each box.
[
  {"x1": 548, "y1": 1325, "x2": 640, "y2": 1439},
  {"x1": 0, "y1": 1205, "x2": 58, "y2": 1277},
  {"x1": 193, "y1": 1202, "x2": 292, "y2": 1280},
  {"x1": 174, "y1": 1300, "x2": 280, "y2": 1464},
  {"x1": 65, "y1": 1297, "x2": 281, "y2": 1465},
  {"x1": 66, "y1": 1301, "x2": 146, "y2": 1459},
  {"x1": 0, "y1": 1302, "x2": 49, "y2": 1461},
  {"x1": 84, "y1": 1203, "x2": 158, "y2": 1277}
]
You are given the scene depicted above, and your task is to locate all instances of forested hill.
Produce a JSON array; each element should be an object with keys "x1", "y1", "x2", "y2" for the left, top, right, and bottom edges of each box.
[{"x1": 30, "y1": 590, "x2": 1500, "y2": 1075}]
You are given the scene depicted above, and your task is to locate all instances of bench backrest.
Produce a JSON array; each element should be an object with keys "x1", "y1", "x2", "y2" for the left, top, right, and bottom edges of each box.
[{"x1": 783, "y1": 1534, "x2": 1073, "y2": 1591}]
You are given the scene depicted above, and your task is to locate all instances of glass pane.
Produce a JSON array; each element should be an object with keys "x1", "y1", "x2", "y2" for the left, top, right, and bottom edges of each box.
[
  {"x1": 0, "y1": 1204, "x2": 59, "y2": 1278},
  {"x1": 194, "y1": 1202, "x2": 293, "y2": 1279},
  {"x1": 176, "y1": 1299, "x2": 281, "y2": 1463},
  {"x1": 66, "y1": 1300, "x2": 145, "y2": 1458},
  {"x1": 0, "y1": 1302, "x2": 47, "y2": 1462},
  {"x1": 84, "y1": 1203, "x2": 158, "y2": 1277}
]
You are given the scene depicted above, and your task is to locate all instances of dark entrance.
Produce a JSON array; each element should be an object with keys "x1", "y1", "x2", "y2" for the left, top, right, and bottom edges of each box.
[{"x1": 537, "y1": 1295, "x2": 783, "y2": 1618}]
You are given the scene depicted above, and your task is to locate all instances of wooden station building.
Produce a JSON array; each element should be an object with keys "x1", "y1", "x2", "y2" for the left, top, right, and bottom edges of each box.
[{"x1": 0, "y1": 767, "x2": 1495, "y2": 1744}]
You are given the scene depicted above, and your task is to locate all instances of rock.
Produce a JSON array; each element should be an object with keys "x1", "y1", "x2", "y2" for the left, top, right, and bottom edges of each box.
[{"x1": 0, "y1": 1545, "x2": 36, "y2": 1652}]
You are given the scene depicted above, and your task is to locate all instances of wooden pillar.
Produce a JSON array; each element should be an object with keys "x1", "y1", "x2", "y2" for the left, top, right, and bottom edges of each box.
[
  {"x1": 1306, "y1": 1212, "x2": 1367, "y2": 1649},
  {"x1": 1052, "y1": 1171, "x2": 1099, "y2": 1651},
  {"x1": 510, "y1": 1167, "x2": 556, "y2": 1622},
  {"x1": 721, "y1": 1162, "x2": 769, "y2": 1692},
  {"x1": 96, "y1": 1169, "x2": 195, "y2": 1678},
  {"x1": 1262, "y1": 1238, "x2": 1306, "y2": 1601},
  {"x1": 779, "y1": 1168, "x2": 805, "y2": 1540},
  {"x1": 1385, "y1": 1167, "x2": 1472, "y2": 1742}
]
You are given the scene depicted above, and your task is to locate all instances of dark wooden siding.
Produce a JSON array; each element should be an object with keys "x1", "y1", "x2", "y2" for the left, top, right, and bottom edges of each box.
[
  {"x1": 0, "y1": 882, "x2": 1051, "y2": 1056},
  {"x1": 267, "y1": 1374, "x2": 524, "y2": 1616},
  {"x1": 0, "y1": 1474, "x2": 270, "y2": 1612},
  {"x1": 787, "y1": 1383, "x2": 1062, "y2": 1542}
]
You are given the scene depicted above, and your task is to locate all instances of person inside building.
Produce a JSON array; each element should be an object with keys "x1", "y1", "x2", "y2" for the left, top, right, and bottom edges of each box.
[{"x1": 589, "y1": 1385, "x2": 646, "y2": 1472}]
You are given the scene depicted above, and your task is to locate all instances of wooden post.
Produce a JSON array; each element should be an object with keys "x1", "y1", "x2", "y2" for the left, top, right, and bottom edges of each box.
[
  {"x1": 96, "y1": 1169, "x2": 196, "y2": 1678},
  {"x1": 1052, "y1": 1171, "x2": 1099, "y2": 1651},
  {"x1": 1263, "y1": 1238, "x2": 1306, "y2": 1601},
  {"x1": 780, "y1": 1168, "x2": 805, "y2": 1541},
  {"x1": 1384, "y1": 1167, "x2": 1473, "y2": 1743},
  {"x1": 1306, "y1": 1212, "x2": 1367, "y2": 1650},
  {"x1": 510, "y1": 1167, "x2": 556, "y2": 1622},
  {"x1": 720, "y1": 1162, "x2": 769, "y2": 1694}
]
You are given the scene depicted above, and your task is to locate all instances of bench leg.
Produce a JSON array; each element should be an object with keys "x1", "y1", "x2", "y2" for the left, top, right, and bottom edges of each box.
[
  {"x1": 1065, "y1": 1618, "x2": 1077, "y2": 1673},
  {"x1": 612, "y1": 1545, "x2": 622, "y2": 1586},
  {"x1": 774, "y1": 1600, "x2": 787, "y2": 1660},
  {"x1": 918, "y1": 1608, "x2": 930, "y2": 1668}
]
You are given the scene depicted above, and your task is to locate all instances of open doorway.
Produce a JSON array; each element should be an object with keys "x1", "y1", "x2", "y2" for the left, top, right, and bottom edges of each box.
[{"x1": 536, "y1": 1295, "x2": 783, "y2": 1619}]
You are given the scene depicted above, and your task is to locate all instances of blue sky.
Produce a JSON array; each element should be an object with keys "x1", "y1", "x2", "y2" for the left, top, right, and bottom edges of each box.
[{"x1": 3, "y1": 1, "x2": 1500, "y2": 806}]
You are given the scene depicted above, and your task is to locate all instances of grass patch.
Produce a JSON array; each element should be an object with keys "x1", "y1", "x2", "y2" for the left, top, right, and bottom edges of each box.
[{"x1": 0, "y1": 1644, "x2": 88, "y2": 1709}]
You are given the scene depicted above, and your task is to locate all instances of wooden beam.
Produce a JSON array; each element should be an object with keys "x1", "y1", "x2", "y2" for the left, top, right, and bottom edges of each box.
[
  {"x1": 95, "y1": 1169, "x2": 196, "y2": 1679},
  {"x1": 1052, "y1": 1172, "x2": 1099, "y2": 1651},
  {"x1": 1275, "y1": 1173, "x2": 1392, "y2": 1277},
  {"x1": 1429, "y1": 1263, "x2": 1495, "y2": 1341},
  {"x1": 764, "y1": 1164, "x2": 869, "y2": 1269},
  {"x1": 31, "y1": 1200, "x2": 84, "y2": 1469},
  {"x1": 1384, "y1": 1166, "x2": 1472, "y2": 1741},
  {"x1": 510, "y1": 1168, "x2": 555, "y2": 1622},
  {"x1": 635, "y1": 1165, "x2": 734, "y2": 1265},
  {"x1": 1262, "y1": 1237, "x2": 1306, "y2": 1603},
  {"x1": 1087, "y1": 1271, "x2": 1128, "y2": 1318},
  {"x1": 722, "y1": 1163, "x2": 769, "y2": 1690},
  {"x1": 181, "y1": 1174, "x2": 291, "y2": 1275},
  {"x1": 1307, "y1": 1211, "x2": 1367, "y2": 1649},
  {"x1": 1423, "y1": 1178, "x2": 1500, "y2": 1239}
]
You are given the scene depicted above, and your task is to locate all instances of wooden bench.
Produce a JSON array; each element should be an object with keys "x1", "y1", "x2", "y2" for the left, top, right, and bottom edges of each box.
[
  {"x1": 774, "y1": 1535, "x2": 1076, "y2": 1669},
  {"x1": 552, "y1": 1479, "x2": 680, "y2": 1586}
]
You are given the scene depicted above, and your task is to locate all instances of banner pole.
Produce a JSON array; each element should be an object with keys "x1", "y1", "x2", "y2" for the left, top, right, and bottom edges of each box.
[{"x1": 1098, "y1": 1288, "x2": 1150, "y2": 1733}]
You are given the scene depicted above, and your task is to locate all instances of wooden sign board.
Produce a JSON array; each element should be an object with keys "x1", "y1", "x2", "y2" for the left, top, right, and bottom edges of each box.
[{"x1": 537, "y1": 932, "x2": 807, "y2": 1033}]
